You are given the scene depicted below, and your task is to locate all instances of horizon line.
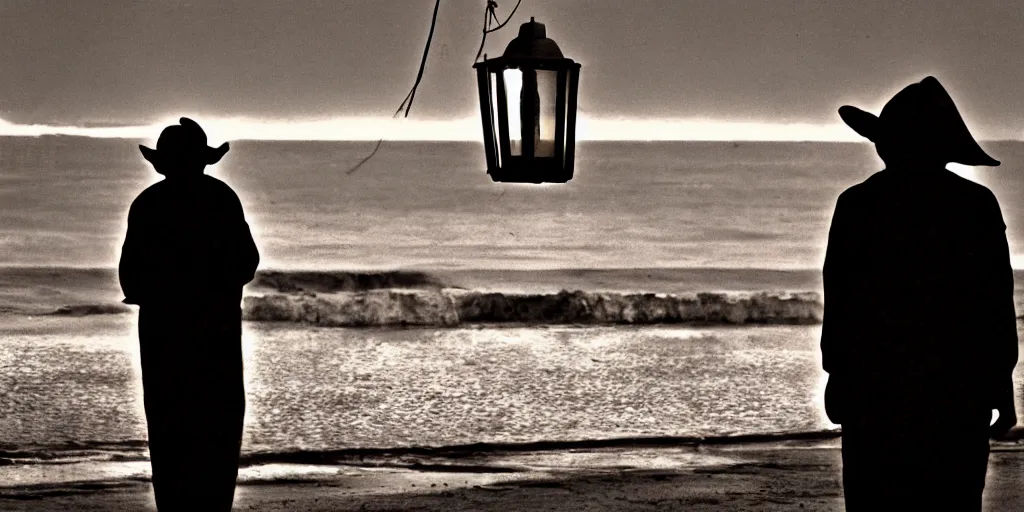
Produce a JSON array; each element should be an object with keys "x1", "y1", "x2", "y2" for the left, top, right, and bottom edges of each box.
[
  {"x1": 7, "y1": 263, "x2": 1024, "y2": 272},
  {"x1": 6, "y1": 136, "x2": 1021, "y2": 144},
  {"x1": 1, "y1": 116, "x2": 1017, "y2": 143}
]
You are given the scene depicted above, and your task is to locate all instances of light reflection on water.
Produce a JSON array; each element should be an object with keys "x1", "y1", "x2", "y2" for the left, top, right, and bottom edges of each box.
[{"x1": 0, "y1": 318, "x2": 841, "y2": 453}]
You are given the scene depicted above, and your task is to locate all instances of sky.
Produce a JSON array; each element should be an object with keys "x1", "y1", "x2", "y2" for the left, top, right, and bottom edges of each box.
[{"x1": 2, "y1": 0, "x2": 1022, "y2": 140}]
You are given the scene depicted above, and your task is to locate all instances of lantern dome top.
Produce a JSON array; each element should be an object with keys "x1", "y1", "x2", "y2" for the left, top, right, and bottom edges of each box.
[{"x1": 501, "y1": 18, "x2": 564, "y2": 60}]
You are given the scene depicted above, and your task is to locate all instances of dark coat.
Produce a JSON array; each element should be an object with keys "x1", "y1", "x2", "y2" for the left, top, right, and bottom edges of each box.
[
  {"x1": 118, "y1": 174, "x2": 259, "y2": 510},
  {"x1": 822, "y1": 168, "x2": 1016, "y2": 422},
  {"x1": 821, "y1": 167, "x2": 1017, "y2": 508}
]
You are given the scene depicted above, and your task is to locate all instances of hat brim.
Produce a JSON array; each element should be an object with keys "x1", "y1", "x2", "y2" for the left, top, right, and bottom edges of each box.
[
  {"x1": 952, "y1": 146, "x2": 1000, "y2": 167},
  {"x1": 918, "y1": 77, "x2": 999, "y2": 167},
  {"x1": 838, "y1": 105, "x2": 1000, "y2": 167},
  {"x1": 139, "y1": 142, "x2": 230, "y2": 166},
  {"x1": 838, "y1": 105, "x2": 882, "y2": 143},
  {"x1": 839, "y1": 78, "x2": 1000, "y2": 167}
]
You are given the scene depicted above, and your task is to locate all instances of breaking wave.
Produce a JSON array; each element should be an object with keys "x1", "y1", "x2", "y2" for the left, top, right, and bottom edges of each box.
[
  {"x1": 250, "y1": 270, "x2": 450, "y2": 293},
  {"x1": 48, "y1": 303, "x2": 133, "y2": 316},
  {"x1": 11, "y1": 267, "x2": 825, "y2": 325},
  {"x1": 242, "y1": 289, "x2": 823, "y2": 327}
]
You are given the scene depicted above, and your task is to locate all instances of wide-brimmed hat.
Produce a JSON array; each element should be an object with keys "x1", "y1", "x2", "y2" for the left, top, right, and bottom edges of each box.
[
  {"x1": 838, "y1": 76, "x2": 999, "y2": 167},
  {"x1": 139, "y1": 117, "x2": 229, "y2": 171}
]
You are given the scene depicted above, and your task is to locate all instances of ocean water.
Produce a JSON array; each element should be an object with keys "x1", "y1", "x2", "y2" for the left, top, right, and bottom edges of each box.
[
  {"x1": 2, "y1": 137, "x2": 1023, "y2": 475},
  {"x1": 2, "y1": 315, "x2": 1023, "y2": 465},
  {"x1": 1, "y1": 316, "x2": 836, "y2": 452},
  {"x1": 5, "y1": 136, "x2": 1024, "y2": 270}
]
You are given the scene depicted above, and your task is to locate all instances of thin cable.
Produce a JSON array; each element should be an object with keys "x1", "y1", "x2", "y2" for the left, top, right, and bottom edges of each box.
[
  {"x1": 485, "y1": 0, "x2": 522, "y2": 33},
  {"x1": 348, "y1": 0, "x2": 442, "y2": 175},
  {"x1": 394, "y1": 0, "x2": 442, "y2": 118},
  {"x1": 350, "y1": 0, "x2": 522, "y2": 176},
  {"x1": 345, "y1": 138, "x2": 385, "y2": 175}
]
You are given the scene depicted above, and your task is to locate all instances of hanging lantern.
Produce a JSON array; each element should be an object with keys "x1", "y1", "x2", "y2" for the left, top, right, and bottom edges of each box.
[{"x1": 474, "y1": 18, "x2": 581, "y2": 184}]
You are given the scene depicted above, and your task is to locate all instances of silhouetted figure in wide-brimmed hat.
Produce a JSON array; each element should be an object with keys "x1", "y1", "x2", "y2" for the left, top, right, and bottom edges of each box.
[
  {"x1": 822, "y1": 76, "x2": 1017, "y2": 511},
  {"x1": 119, "y1": 117, "x2": 259, "y2": 511}
]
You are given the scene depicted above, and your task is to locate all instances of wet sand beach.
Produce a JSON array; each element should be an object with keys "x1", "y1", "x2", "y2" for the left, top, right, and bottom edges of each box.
[{"x1": 3, "y1": 435, "x2": 1024, "y2": 511}]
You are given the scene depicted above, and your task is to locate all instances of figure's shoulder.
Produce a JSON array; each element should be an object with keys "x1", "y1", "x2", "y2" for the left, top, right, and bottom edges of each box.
[
  {"x1": 835, "y1": 171, "x2": 884, "y2": 205},
  {"x1": 200, "y1": 174, "x2": 231, "y2": 190},
  {"x1": 940, "y1": 169, "x2": 998, "y2": 204},
  {"x1": 137, "y1": 179, "x2": 167, "y2": 196},
  {"x1": 129, "y1": 180, "x2": 168, "y2": 210},
  {"x1": 199, "y1": 175, "x2": 245, "y2": 209},
  {"x1": 930, "y1": 170, "x2": 1004, "y2": 227},
  {"x1": 198, "y1": 174, "x2": 240, "y2": 196}
]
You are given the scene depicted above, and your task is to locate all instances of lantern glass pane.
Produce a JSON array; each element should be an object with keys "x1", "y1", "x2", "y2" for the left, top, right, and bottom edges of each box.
[
  {"x1": 563, "y1": 71, "x2": 572, "y2": 165},
  {"x1": 535, "y1": 69, "x2": 558, "y2": 157},
  {"x1": 503, "y1": 68, "x2": 559, "y2": 158},
  {"x1": 502, "y1": 69, "x2": 523, "y2": 156},
  {"x1": 488, "y1": 71, "x2": 502, "y2": 168}
]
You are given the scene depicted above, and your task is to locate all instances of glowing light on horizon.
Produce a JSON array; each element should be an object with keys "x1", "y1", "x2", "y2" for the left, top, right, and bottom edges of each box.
[
  {"x1": 0, "y1": 115, "x2": 879, "y2": 142},
  {"x1": 575, "y1": 119, "x2": 863, "y2": 142},
  {"x1": 0, "y1": 118, "x2": 159, "y2": 139}
]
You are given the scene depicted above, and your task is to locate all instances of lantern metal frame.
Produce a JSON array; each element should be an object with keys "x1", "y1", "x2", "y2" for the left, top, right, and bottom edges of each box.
[{"x1": 473, "y1": 18, "x2": 581, "y2": 184}]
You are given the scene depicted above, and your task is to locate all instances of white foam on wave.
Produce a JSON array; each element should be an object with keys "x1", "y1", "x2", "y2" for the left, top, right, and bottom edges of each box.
[{"x1": 242, "y1": 289, "x2": 823, "y2": 328}]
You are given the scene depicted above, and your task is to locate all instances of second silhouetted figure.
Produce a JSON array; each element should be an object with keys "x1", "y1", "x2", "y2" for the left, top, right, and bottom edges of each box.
[{"x1": 822, "y1": 76, "x2": 1018, "y2": 511}]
